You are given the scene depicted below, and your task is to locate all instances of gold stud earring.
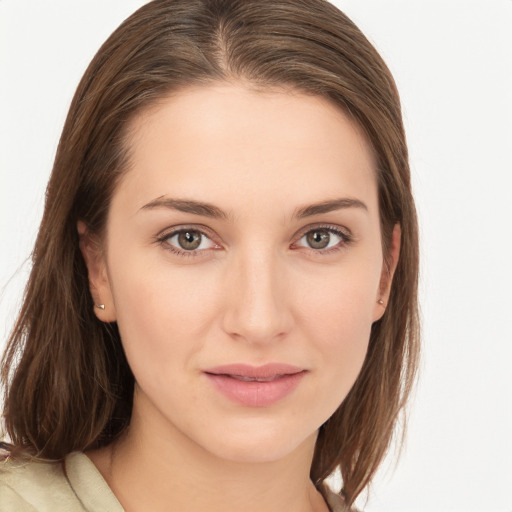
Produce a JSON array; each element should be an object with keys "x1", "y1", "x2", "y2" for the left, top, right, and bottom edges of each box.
[{"x1": 95, "y1": 304, "x2": 105, "y2": 310}]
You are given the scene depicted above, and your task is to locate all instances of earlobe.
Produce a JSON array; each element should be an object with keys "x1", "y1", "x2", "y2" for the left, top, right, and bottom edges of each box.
[
  {"x1": 77, "y1": 221, "x2": 117, "y2": 322},
  {"x1": 373, "y1": 223, "x2": 401, "y2": 322}
]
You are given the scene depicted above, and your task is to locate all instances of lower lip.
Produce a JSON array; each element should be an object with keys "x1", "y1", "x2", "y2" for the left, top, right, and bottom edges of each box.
[{"x1": 205, "y1": 372, "x2": 306, "y2": 407}]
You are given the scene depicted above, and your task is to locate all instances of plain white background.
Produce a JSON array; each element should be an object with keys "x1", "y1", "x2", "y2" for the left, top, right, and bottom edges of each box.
[{"x1": 0, "y1": 1, "x2": 511, "y2": 510}]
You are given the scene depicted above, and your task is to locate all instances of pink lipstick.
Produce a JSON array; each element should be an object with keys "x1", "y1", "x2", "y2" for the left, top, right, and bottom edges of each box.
[{"x1": 204, "y1": 363, "x2": 306, "y2": 407}]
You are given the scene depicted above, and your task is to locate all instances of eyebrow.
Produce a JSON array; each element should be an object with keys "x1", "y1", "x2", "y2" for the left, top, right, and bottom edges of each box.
[
  {"x1": 140, "y1": 196, "x2": 367, "y2": 220},
  {"x1": 140, "y1": 197, "x2": 230, "y2": 220},
  {"x1": 294, "y1": 198, "x2": 368, "y2": 218}
]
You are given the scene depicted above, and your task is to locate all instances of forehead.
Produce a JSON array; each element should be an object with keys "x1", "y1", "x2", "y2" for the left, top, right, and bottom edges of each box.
[{"x1": 116, "y1": 83, "x2": 378, "y2": 218}]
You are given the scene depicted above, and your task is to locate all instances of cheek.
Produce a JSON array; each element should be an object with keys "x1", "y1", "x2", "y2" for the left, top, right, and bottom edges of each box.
[
  {"x1": 296, "y1": 260, "x2": 379, "y2": 388},
  {"x1": 107, "y1": 252, "x2": 222, "y2": 380},
  {"x1": 298, "y1": 257, "x2": 379, "y2": 336},
  {"x1": 306, "y1": 293, "x2": 372, "y2": 368}
]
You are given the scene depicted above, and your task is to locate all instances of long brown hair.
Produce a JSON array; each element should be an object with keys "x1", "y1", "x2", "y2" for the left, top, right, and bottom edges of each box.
[{"x1": 1, "y1": 0, "x2": 419, "y2": 505}]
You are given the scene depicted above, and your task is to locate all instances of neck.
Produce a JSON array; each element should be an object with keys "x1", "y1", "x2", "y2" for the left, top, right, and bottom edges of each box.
[{"x1": 88, "y1": 390, "x2": 329, "y2": 512}]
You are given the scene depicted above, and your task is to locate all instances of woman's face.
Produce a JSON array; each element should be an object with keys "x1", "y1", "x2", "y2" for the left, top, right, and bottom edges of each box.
[{"x1": 83, "y1": 83, "x2": 397, "y2": 463}]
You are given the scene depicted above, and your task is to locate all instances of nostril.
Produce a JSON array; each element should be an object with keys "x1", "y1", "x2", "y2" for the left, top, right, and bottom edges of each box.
[{"x1": 220, "y1": 258, "x2": 294, "y2": 343}]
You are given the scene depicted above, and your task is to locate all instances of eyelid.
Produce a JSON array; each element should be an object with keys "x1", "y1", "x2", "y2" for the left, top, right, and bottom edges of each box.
[
  {"x1": 156, "y1": 223, "x2": 218, "y2": 240},
  {"x1": 154, "y1": 222, "x2": 353, "y2": 258},
  {"x1": 155, "y1": 224, "x2": 222, "y2": 257},
  {"x1": 291, "y1": 223, "x2": 354, "y2": 252}
]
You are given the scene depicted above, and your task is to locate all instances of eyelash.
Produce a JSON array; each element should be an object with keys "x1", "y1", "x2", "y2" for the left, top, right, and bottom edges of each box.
[
  {"x1": 292, "y1": 225, "x2": 353, "y2": 255},
  {"x1": 155, "y1": 224, "x2": 353, "y2": 258},
  {"x1": 155, "y1": 225, "x2": 220, "y2": 259}
]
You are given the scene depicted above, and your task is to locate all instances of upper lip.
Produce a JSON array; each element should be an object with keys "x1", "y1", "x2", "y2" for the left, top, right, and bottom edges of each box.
[{"x1": 205, "y1": 363, "x2": 305, "y2": 379}]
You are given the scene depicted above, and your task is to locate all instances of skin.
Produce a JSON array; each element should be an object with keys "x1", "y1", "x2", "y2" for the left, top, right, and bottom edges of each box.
[{"x1": 79, "y1": 83, "x2": 400, "y2": 512}]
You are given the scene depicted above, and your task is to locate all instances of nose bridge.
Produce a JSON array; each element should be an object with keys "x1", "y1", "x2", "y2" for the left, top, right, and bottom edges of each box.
[{"x1": 222, "y1": 245, "x2": 292, "y2": 343}]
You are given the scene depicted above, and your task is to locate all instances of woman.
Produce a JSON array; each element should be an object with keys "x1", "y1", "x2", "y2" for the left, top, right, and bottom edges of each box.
[{"x1": 0, "y1": 0, "x2": 419, "y2": 510}]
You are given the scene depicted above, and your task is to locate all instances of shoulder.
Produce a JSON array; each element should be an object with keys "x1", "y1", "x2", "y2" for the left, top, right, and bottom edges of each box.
[
  {"x1": 0, "y1": 454, "x2": 88, "y2": 512},
  {"x1": 0, "y1": 451, "x2": 122, "y2": 512}
]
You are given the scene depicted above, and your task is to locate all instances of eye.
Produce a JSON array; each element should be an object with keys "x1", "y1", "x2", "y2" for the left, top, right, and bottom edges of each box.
[
  {"x1": 158, "y1": 228, "x2": 219, "y2": 256},
  {"x1": 294, "y1": 227, "x2": 351, "y2": 252}
]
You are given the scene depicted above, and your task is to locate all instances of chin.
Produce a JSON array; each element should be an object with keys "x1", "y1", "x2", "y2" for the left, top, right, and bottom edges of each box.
[{"x1": 195, "y1": 422, "x2": 319, "y2": 465}]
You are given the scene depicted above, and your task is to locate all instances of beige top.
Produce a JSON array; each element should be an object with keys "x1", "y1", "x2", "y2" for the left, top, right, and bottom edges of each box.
[{"x1": 0, "y1": 452, "x2": 350, "y2": 512}]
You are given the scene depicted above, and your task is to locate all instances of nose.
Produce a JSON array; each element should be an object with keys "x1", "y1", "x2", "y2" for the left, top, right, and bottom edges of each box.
[{"x1": 221, "y1": 250, "x2": 294, "y2": 344}]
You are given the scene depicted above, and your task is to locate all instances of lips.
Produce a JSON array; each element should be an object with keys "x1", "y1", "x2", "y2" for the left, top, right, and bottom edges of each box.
[
  {"x1": 204, "y1": 364, "x2": 306, "y2": 407},
  {"x1": 226, "y1": 374, "x2": 285, "y2": 382}
]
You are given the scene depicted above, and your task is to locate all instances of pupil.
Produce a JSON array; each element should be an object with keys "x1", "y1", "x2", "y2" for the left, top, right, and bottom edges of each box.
[
  {"x1": 178, "y1": 231, "x2": 201, "y2": 250},
  {"x1": 307, "y1": 230, "x2": 330, "y2": 249}
]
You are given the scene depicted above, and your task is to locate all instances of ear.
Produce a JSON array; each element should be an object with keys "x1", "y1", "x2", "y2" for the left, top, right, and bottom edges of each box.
[
  {"x1": 373, "y1": 223, "x2": 401, "y2": 322},
  {"x1": 77, "y1": 220, "x2": 117, "y2": 322}
]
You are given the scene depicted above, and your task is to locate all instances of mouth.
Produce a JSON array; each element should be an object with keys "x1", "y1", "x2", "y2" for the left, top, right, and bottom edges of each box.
[
  {"x1": 220, "y1": 374, "x2": 291, "y2": 382},
  {"x1": 205, "y1": 363, "x2": 305, "y2": 378},
  {"x1": 204, "y1": 363, "x2": 307, "y2": 407}
]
